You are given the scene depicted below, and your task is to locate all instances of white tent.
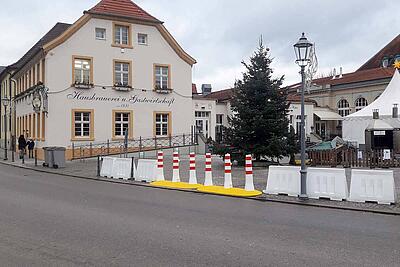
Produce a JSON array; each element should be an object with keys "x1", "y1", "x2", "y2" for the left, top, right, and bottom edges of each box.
[{"x1": 343, "y1": 69, "x2": 400, "y2": 146}]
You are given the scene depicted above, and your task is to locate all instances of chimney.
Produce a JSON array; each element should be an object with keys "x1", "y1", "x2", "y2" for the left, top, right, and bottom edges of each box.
[
  {"x1": 201, "y1": 84, "x2": 212, "y2": 95},
  {"x1": 373, "y1": 109, "x2": 379, "y2": 120},
  {"x1": 393, "y1": 104, "x2": 398, "y2": 118},
  {"x1": 339, "y1": 67, "x2": 343, "y2": 78},
  {"x1": 332, "y1": 68, "x2": 337, "y2": 80}
]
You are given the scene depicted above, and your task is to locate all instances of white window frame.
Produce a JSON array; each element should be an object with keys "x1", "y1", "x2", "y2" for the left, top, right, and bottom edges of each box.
[
  {"x1": 114, "y1": 62, "x2": 130, "y2": 86},
  {"x1": 155, "y1": 66, "x2": 169, "y2": 89},
  {"x1": 338, "y1": 99, "x2": 350, "y2": 117},
  {"x1": 74, "y1": 58, "x2": 91, "y2": 84},
  {"x1": 95, "y1": 28, "x2": 106, "y2": 40},
  {"x1": 114, "y1": 112, "x2": 130, "y2": 137},
  {"x1": 355, "y1": 97, "x2": 368, "y2": 112},
  {"x1": 74, "y1": 112, "x2": 91, "y2": 137},
  {"x1": 114, "y1": 25, "x2": 129, "y2": 45},
  {"x1": 155, "y1": 113, "x2": 169, "y2": 136},
  {"x1": 138, "y1": 33, "x2": 148, "y2": 45}
]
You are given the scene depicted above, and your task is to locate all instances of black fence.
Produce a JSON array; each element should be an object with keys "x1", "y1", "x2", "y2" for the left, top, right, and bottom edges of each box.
[{"x1": 71, "y1": 133, "x2": 198, "y2": 160}]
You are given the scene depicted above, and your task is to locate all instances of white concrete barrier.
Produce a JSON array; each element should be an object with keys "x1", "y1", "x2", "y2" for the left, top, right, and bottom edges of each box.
[
  {"x1": 156, "y1": 151, "x2": 165, "y2": 181},
  {"x1": 204, "y1": 153, "x2": 213, "y2": 186},
  {"x1": 224, "y1": 154, "x2": 233, "y2": 189},
  {"x1": 307, "y1": 168, "x2": 348, "y2": 201},
  {"x1": 112, "y1": 158, "x2": 134, "y2": 180},
  {"x1": 135, "y1": 159, "x2": 158, "y2": 183},
  {"x1": 100, "y1": 157, "x2": 115, "y2": 178},
  {"x1": 264, "y1": 166, "x2": 301, "y2": 197},
  {"x1": 349, "y1": 169, "x2": 397, "y2": 205}
]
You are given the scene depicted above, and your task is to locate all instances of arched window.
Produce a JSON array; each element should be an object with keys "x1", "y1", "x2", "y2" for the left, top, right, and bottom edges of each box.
[
  {"x1": 355, "y1": 97, "x2": 368, "y2": 111},
  {"x1": 338, "y1": 99, "x2": 350, "y2": 117}
]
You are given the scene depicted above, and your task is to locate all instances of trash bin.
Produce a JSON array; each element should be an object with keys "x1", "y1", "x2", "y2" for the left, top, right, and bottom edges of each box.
[
  {"x1": 52, "y1": 147, "x2": 66, "y2": 169},
  {"x1": 42, "y1": 147, "x2": 55, "y2": 168},
  {"x1": 42, "y1": 147, "x2": 66, "y2": 169}
]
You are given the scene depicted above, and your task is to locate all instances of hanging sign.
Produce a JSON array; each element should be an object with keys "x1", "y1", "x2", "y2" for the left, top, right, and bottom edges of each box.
[
  {"x1": 357, "y1": 151, "x2": 363, "y2": 159},
  {"x1": 374, "y1": 131, "x2": 386, "y2": 136}
]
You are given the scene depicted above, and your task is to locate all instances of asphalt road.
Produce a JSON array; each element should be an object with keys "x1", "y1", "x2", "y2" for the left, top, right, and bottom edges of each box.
[{"x1": 0, "y1": 164, "x2": 399, "y2": 266}]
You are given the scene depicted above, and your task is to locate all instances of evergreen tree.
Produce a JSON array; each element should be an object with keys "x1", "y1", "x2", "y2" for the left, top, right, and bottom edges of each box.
[{"x1": 223, "y1": 41, "x2": 294, "y2": 162}]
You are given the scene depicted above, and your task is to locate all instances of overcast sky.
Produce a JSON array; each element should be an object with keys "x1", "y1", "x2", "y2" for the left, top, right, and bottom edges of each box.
[{"x1": 1, "y1": 0, "x2": 399, "y2": 90}]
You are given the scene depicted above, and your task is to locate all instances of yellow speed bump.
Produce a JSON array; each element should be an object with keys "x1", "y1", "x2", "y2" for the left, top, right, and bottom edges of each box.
[
  {"x1": 151, "y1": 181, "x2": 202, "y2": 190},
  {"x1": 197, "y1": 186, "x2": 262, "y2": 197}
]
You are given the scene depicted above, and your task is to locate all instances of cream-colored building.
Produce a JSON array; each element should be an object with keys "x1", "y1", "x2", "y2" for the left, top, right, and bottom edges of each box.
[
  {"x1": 288, "y1": 34, "x2": 400, "y2": 140},
  {"x1": 11, "y1": 0, "x2": 196, "y2": 159},
  {"x1": 192, "y1": 88, "x2": 337, "y2": 143},
  {"x1": 0, "y1": 65, "x2": 17, "y2": 152}
]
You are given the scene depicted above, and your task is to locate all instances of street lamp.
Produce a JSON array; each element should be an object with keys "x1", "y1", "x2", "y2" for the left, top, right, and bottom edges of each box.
[
  {"x1": 2, "y1": 97, "x2": 10, "y2": 160},
  {"x1": 294, "y1": 33, "x2": 313, "y2": 199}
]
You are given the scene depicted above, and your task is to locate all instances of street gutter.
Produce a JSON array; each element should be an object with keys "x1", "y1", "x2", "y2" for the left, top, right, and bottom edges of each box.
[{"x1": 1, "y1": 161, "x2": 399, "y2": 216}]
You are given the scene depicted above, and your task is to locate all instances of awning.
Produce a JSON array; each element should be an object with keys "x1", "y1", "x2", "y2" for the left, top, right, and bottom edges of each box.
[{"x1": 314, "y1": 108, "x2": 343, "y2": 121}]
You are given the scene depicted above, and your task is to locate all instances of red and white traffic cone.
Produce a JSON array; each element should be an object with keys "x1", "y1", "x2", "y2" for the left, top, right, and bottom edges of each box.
[
  {"x1": 204, "y1": 153, "x2": 213, "y2": 186},
  {"x1": 156, "y1": 151, "x2": 165, "y2": 181},
  {"x1": 189, "y1": 152, "x2": 197, "y2": 184},
  {"x1": 172, "y1": 151, "x2": 180, "y2": 182},
  {"x1": 245, "y1": 155, "x2": 255, "y2": 191},
  {"x1": 224, "y1": 153, "x2": 233, "y2": 188}
]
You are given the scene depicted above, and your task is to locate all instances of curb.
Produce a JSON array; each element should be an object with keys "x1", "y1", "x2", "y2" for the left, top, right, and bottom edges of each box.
[{"x1": 1, "y1": 161, "x2": 399, "y2": 216}]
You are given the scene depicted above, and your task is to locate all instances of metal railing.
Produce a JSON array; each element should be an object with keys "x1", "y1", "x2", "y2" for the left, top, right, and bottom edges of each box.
[{"x1": 70, "y1": 133, "x2": 198, "y2": 160}]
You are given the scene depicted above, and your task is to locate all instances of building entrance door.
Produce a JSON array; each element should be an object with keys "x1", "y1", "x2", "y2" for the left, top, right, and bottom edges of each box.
[
  {"x1": 195, "y1": 111, "x2": 210, "y2": 138},
  {"x1": 315, "y1": 121, "x2": 326, "y2": 139}
]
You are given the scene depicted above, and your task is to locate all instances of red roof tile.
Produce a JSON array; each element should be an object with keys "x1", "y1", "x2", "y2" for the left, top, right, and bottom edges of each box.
[
  {"x1": 358, "y1": 34, "x2": 400, "y2": 71},
  {"x1": 289, "y1": 67, "x2": 395, "y2": 90},
  {"x1": 287, "y1": 94, "x2": 316, "y2": 104},
  {"x1": 196, "y1": 88, "x2": 234, "y2": 101},
  {"x1": 88, "y1": 0, "x2": 160, "y2": 23}
]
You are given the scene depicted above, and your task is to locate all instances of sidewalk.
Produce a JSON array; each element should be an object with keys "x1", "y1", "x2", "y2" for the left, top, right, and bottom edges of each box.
[{"x1": 1, "y1": 151, "x2": 399, "y2": 215}]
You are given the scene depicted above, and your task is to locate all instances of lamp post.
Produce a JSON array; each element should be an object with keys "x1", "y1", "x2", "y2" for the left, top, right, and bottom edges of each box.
[
  {"x1": 2, "y1": 97, "x2": 10, "y2": 160},
  {"x1": 294, "y1": 33, "x2": 313, "y2": 199}
]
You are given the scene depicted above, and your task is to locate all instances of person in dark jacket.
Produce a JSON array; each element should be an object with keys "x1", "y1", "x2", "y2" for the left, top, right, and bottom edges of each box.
[
  {"x1": 18, "y1": 135, "x2": 26, "y2": 159},
  {"x1": 27, "y1": 139, "x2": 35, "y2": 159}
]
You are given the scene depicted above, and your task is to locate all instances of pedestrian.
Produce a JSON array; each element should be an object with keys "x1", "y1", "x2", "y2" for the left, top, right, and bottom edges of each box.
[
  {"x1": 18, "y1": 135, "x2": 26, "y2": 159},
  {"x1": 27, "y1": 139, "x2": 35, "y2": 159}
]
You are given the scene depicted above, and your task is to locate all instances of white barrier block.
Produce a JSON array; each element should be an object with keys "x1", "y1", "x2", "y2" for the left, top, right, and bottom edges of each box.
[
  {"x1": 100, "y1": 157, "x2": 115, "y2": 178},
  {"x1": 264, "y1": 166, "x2": 301, "y2": 197},
  {"x1": 112, "y1": 158, "x2": 134, "y2": 180},
  {"x1": 135, "y1": 159, "x2": 158, "y2": 183},
  {"x1": 307, "y1": 168, "x2": 348, "y2": 201},
  {"x1": 349, "y1": 169, "x2": 397, "y2": 205}
]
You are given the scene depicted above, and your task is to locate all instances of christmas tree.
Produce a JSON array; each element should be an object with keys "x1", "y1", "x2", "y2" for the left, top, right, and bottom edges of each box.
[{"x1": 223, "y1": 41, "x2": 295, "y2": 162}]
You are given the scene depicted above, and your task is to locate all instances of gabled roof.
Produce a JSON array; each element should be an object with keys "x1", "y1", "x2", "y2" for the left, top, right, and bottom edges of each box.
[
  {"x1": 11, "y1": 22, "x2": 71, "y2": 71},
  {"x1": 358, "y1": 34, "x2": 400, "y2": 71},
  {"x1": 195, "y1": 88, "x2": 234, "y2": 101},
  {"x1": 0, "y1": 66, "x2": 5, "y2": 75},
  {"x1": 87, "y1": 0, "x2": 161, "y2": 23},
  {"x1": 288, "y1": 67, "x2": 395, "y2": 90}
]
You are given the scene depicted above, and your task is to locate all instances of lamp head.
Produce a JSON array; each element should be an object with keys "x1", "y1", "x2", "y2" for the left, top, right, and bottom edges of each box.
[{"x1": 294, "y1": 32, "x2": 313, "y2": 67}]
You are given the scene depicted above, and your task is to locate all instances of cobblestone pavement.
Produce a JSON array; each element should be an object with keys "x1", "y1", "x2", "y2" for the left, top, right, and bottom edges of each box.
[{"x1": 2, "y1": 151, "x2": 400, "y2": 214}]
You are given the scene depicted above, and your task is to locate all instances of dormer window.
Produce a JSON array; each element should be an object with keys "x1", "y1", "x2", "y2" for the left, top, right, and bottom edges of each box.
[
  {"x1": 394, "y1": 54, "x2": 400, "y2": 64},
  {"x1": 382, "y1": 57, "x2": 389, "y2": 68}
]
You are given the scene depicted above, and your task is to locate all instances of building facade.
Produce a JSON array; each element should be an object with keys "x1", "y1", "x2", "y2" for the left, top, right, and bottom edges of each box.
[
  {"x1": 11, "y1": 0, "x2": 196, "y2": 159},
  {"x1": 288, "y1": 34, "x2": 400, "y2": 139}
]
